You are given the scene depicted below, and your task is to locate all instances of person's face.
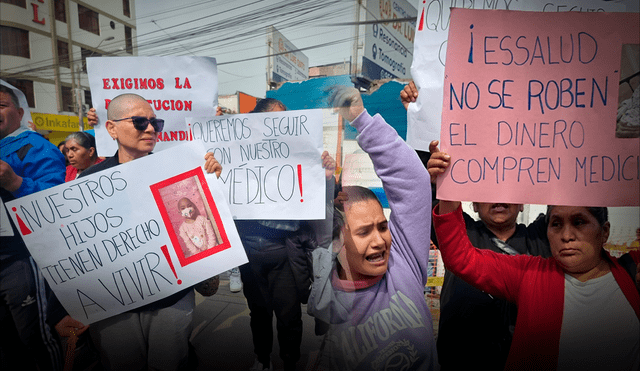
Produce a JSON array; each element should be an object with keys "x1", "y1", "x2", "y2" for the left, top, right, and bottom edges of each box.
[
  {"x1": 65, "y1": 139, "x2": 95, "y2": 171},
  {"x1": 106, "y1": 100, "x2": 157, "y2": 161},
  {"x1": 0, "y1": 92, "x2": 24, "y2": 140},
  {"x1": 178, "y1": 199, "x2": 196, "y2": 219},
  {"x1": 547, "y1": 206, "x2": 609, "y2": 274},
  {"x1": 339, "y1": 199, "x2": 392, "y2": 280},
  {"x1": 473, "y1": 202, "x2": 523, "y2": 232}
]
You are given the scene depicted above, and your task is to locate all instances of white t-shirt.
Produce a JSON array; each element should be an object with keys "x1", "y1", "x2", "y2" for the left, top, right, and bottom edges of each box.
[{"x1": 557, "y1": 272, "x2": 639, "y2": 371}]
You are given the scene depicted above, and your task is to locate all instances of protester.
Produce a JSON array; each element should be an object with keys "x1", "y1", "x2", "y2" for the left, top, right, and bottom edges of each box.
[
  {"x1": 57, "y1": 140, "x2": 69, "y2": 166},
  {"x1": 177, "y1": 197, "x2": 219, "y2": 257},
  {"x1": 234, "y1": 97, "x2": 336, "y2": 371},
  {"x1": 430, "y1": 146, "x2": 640, "y2": 370},
  {"x1": 81, "y1": 93, "x2": 222, "y2": 371},
  {"x1": 401, "y1": 82, "x2": 552, "y2": 370},
  {"x1": 63, "y1": 131, "x2": 103, "y2": 181},
  {"x1": 0, "y1": 84, "x2": 85, "y2": 371},
  {"x1": 308, "y1": 86, "x2": 438, "y2": 371}
]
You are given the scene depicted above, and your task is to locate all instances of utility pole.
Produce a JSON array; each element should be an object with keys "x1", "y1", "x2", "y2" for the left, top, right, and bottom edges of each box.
[
  {"x1": 351, "y1": 0, "x2": 361, "y2": 76},
  {"x1": 76, "y1": 65, "x2": 84, "y2": 131}
]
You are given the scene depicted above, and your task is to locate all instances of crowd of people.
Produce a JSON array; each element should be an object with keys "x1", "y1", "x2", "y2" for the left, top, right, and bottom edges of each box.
[{"x1": 1, "y1": 77, "x2": 639, "y2": 371}]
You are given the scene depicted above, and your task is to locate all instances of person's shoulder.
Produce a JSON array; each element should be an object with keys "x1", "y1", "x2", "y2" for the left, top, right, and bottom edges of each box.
[{"x1": 79, "y1": 156, "x2": 117, "y2": 178}]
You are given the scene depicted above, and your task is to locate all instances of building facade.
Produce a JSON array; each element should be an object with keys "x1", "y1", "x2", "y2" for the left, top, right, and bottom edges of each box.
[{"x1": 1, "y1": 0, "x2": 137, "y2": 120}]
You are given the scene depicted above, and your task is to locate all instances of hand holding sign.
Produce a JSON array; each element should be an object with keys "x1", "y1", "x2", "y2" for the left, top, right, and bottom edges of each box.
[
  {"x1": 204, "y1": 152, "x2": 222, "y2": 178},
  {"x1": 400, "y1": 81, "x2": 418, "y2": 110},
  {"x1": 426, "y1": 141, "x2": 450, "y2": 185}
]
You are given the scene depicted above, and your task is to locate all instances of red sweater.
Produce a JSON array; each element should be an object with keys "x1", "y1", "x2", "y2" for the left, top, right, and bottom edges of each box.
[
  {"x1": 433, "y1": 205, "x2": 640, "y2": 371},
  {"x1": 65, "y1": 157, "x2": 104, "y2": 182}
]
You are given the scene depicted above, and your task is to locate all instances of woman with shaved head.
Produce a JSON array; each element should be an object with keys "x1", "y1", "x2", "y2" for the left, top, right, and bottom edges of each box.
[{"x1": 81, "y1": 93, "x2": 222, "y2": 371}]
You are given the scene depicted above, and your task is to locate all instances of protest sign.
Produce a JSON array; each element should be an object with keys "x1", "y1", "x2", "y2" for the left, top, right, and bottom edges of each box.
[
  {"x1": 437, "y1": 9, "x2": 639, "y2": 207},
  {"x1": 5, "y1": 142, "x2": 247, "y2": 324},
  {"x1": 187, "y1": 109, "x2": 325, "y2": 219},
  {"x1": 408, "y1": 0, "x2": 626, "y2": 152},
  {"x1": 87, "y1": 56, "x2": 217, "y2": 156}
]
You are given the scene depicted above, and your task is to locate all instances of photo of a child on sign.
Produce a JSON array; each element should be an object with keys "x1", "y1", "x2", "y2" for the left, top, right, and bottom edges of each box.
[
  {"x1": 177, "y1": 197, "x2": 219, "y2": 255},
  {"x1": 150, "y1": 168, "x2": 230, "y2": 266}
]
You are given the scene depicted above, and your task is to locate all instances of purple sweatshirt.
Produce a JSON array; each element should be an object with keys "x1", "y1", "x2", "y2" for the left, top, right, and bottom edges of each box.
[{"x1": 326, "y1": 110, "x2": 438, "y2": 371}]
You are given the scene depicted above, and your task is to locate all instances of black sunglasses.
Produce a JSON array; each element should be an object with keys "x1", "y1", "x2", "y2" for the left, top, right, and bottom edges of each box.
[{"x1": 112, "y1": 116, "x2": 164, "y2": 132}]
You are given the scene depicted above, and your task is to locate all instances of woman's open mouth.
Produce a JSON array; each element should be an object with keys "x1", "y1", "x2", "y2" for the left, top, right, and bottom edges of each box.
[{"x1": 366, "y1": 252, "x2": 386, "y2": 263}]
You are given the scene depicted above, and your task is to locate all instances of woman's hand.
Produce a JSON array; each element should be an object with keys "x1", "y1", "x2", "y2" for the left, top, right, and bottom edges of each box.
[
  {"x1": 400, "y1": 81, "x2": 418, "y2": 110},
  {"x1": 87, "y1": 108, "x2": 98, "y2": 127},
  {"x1": 427, "y1": 140, "x2": 460, "y2": 214},
  {"x1": 321, "y1": 151, "x2": 337, "y2": 180},
  {"x1": 204, "y1": 152, "x2": 222, "y2": 178},
  {"x1": 426, "y1": 140, "x2": 451, "y2": 184},
  {"x1": 55, "y1": 315, "x2": 88, "y2": 338}
]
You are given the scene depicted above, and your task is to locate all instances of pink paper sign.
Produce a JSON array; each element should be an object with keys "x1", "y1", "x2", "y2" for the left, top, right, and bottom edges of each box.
[{"x1": 437, "y1": 9, "x2": 639, "y2": 207}]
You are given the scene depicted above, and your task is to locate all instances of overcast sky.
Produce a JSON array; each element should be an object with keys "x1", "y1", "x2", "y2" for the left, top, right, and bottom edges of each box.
[
  {"x1": 133, "y1": 0, "x2": 639, "y2": 98},
  {"x1": 134, "y1": 0, "x2": 358, "y2": 97}
]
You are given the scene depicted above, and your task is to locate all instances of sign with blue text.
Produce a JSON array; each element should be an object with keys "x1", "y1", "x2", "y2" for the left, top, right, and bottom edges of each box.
[
  {"x1": 408, "y1": 0, "x2": 626, "y2": 152},
  {"x1": 437, "y1": 9, "x2": 639, "y2": 207}
]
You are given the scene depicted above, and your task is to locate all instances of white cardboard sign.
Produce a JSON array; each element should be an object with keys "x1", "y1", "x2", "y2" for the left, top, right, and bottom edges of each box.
[
  {"x1": 187, "y1": 109, "x2": 325, "y2": 220},
  {"x1": 87, "y1": 56, "x2": 218, "y2": 156},
  {"x1": 5, "y1": 143, "x2": 247, "y2": 324}
]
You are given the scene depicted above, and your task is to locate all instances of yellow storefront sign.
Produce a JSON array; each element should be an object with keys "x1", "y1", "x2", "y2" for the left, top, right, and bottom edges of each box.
[
  {"x1": 31, "y1": 112, "x2": 88, "y2": 132},
  {"x1": 426, "y1": 276, "x2": 444, "y2": 287}
]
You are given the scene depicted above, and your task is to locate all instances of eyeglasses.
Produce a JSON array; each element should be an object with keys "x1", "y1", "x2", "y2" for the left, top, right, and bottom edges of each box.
[{"x1": 112, "y1": 116, "x2": 164, "y2": 132}]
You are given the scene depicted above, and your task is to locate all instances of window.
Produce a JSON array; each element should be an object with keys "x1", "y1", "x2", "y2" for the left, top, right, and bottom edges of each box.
[
  {"x1": 125, "y1": 26, "x2": 133, "y2": 54},
  {"x1": 0, "y1": 26, "x2": 30, "y2": 58},
  {"x1": 84, "y1": 90, "x2": 93, "y2": 109},
  {"x1": 54, "y1": 0, "x2": 66, "y2": 23},
  {"x1": 4, "y1": 78, "x2": 34, "y2": 108},
  {"x1": 78, "y1": 5, "x2": 99, "y2": 35},
  {"x1": 81, "y1": 47, "x2": 101, "y2": 72},
  {"x1": 123, "y1": 0, "x2": 130, "y2": 17},
  {"x1": 61, "y1": 85, "x2": 74, "y2": 112},
  {"x1": 57, "y1": 40, "x2": 69, "y2": 68},
  {"x1": 0, "y1": 0, "x2": 26, "y2": 8}
]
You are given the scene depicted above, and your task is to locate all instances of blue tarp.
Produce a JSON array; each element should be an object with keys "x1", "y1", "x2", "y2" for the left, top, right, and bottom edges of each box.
[
  {"x1": 266, "y1": 75, "x2": 408, "y2": 140},
  {"x1": 266, "y1": 76, "x2": 410, "y2": 208}
]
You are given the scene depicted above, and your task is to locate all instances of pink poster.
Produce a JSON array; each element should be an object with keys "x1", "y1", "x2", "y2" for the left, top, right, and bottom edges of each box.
[{"x1": 438, "y1": 9, "x2": 639, "y2": 207}]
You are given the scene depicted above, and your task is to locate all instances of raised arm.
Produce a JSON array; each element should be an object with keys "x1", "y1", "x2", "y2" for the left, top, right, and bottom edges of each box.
[
  {"x1": 331, "y1": 86, "x2": 432, "y2": 279},
  {"x1": 433, "y1": 203, "x2": 529, "y2": 303}
]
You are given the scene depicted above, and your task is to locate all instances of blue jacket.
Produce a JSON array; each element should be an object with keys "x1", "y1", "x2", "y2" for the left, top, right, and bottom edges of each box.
[{"x1": 1, "y1": 130, "x2": 65, "y2": 260}]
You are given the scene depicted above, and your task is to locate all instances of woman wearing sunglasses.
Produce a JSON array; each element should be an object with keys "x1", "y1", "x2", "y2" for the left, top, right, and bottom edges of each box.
[{"x1": 79, "y1": 94, "x2": 221, "y2": 371}]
